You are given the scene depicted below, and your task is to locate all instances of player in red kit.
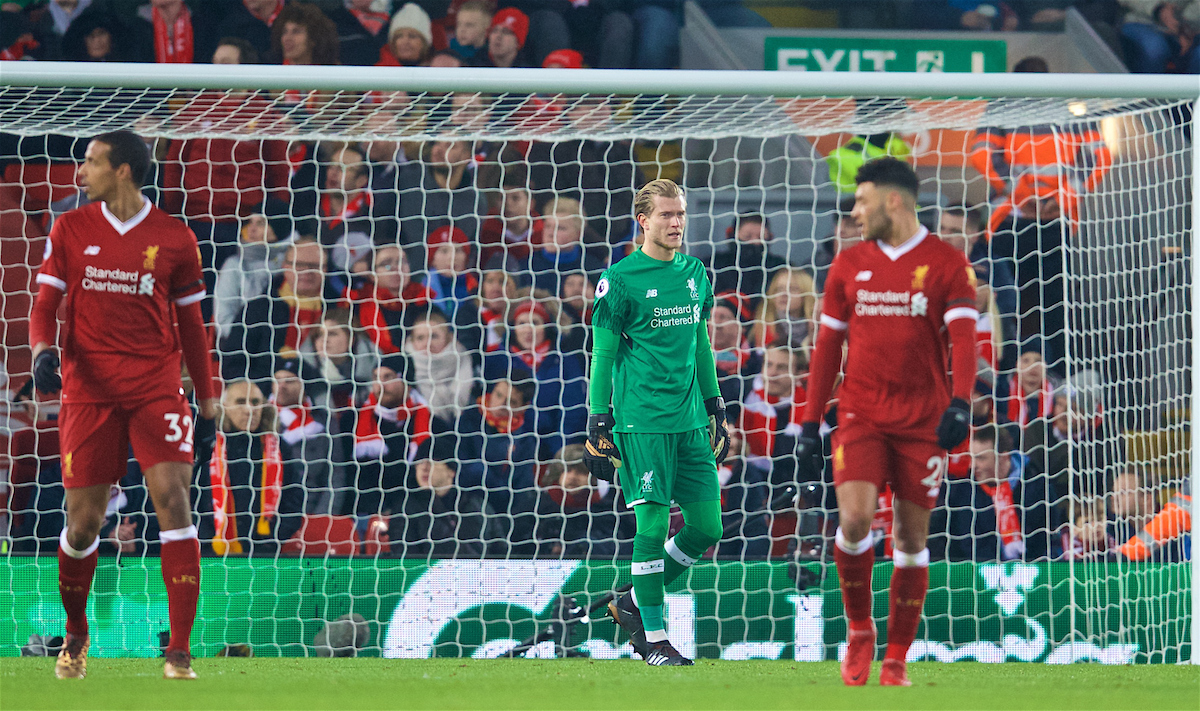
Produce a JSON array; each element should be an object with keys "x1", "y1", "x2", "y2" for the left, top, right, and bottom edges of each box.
[
  {"x1": 29, "y1": 131, "x2": 218, "y2": 680},
  {"x1": 796, "y1": 158, "x2": 976, "y2": 687}
]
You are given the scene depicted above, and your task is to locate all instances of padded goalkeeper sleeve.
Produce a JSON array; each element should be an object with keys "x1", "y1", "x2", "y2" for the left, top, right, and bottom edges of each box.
[
  {"x1": 29, "y1": 281, "x2": 63, "y2": 351},
  {"x1": 589, "y1": 325, "x2": 619, "y2": 415},
  {"x1": 694, "y1": 319, "x2": 721, "y2": 401},
  {"x1": 801, "y1": 324, "x2": 847, "y2": 424},
  {"x1": 946, "y1": 315, "x2": 977, "y2": 402},
  {"x1": 177, "y1": 301, "x2": 215, "y2": 402}
]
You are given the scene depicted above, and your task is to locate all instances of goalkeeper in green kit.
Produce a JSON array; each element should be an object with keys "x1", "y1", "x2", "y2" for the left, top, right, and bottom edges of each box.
[{"x1": 586, "y1": 179, "x2": 729, "y2": 666}]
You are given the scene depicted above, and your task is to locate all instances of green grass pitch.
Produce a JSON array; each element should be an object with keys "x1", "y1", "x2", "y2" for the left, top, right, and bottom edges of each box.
[{"x1": 2, "y1": 658, "x2": 1196, "y2": 710}]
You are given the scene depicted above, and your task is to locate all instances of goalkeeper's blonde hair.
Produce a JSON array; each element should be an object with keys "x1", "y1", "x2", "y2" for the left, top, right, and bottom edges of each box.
[{"x1": 633, "y1": 178, "x2": 683, "y2": 221}]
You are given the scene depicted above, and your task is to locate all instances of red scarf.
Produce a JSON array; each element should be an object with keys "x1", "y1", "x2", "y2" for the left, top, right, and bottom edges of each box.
[
  {"x1": 277, "y1": 400, "x2": 324, "y2": 445},
  {"x1": 210, "y1": 431, "x2": 282, "y2": 555},
  {"x1": 320, "y1": 190, "x2": 372, "y2": 230},
  {"x1": 982, "y1": 480, "x2": 1023, "y2": 554},
  {"x1": 350, "y1": 7, "x2": 389, "y2": 35},
  {"x1": 354, "y1": 392, "x2": 432, "y2": 461},
  {"x1": 247, "y1": 0, "x2": 284, "y2": 26},
  {"x1": 281, "y1": 299, "x2": 324, "y2": 355},
  {"x1": 740, "y1": 374, "x2": 806, "y2": 458},
  {"x1": 0, "y1": 33, "x2": 38, "y2": 61},
  {"x1": 480, "y1": 396, "x2": 525, "y2": 434},
  {"x1": 1006, "y1": 375, "x2": 1053, "y2": 427},
  {"x1": 480, "y1": 307, "x2": 505, "y2": 351},
  {"x1": 153, "y1": 4, "x2": 194, "y2": 64},
  {"x1": 347, "y1": 282, "x2": 432, "y2": 354},
  {"x1": 546, "y1": 483, "x2": 606, "y2": 509},
  {"x1": 514, "y1": 340, "x2": 551, "y2": 371}
]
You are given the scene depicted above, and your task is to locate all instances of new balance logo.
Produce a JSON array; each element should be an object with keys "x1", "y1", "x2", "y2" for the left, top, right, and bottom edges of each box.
[
  {"x1": 854, "y1": 270, "x2": 873, "y2": 282},
  {"x1": 646, "y1": 289, "x2": 658, "y2": 298},
  {"x1": 84, "y1": 245, "x2": 100, "y2": 255}
]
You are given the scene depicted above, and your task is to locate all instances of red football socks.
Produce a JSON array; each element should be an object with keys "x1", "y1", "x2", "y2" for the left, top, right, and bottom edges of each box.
[
  {"x1": 58, "y1": 531, "x2": 100, "y2": 638},
  {"x1": 160, "y1": 529, "x2": 201, "y2": 655},
  {"x1": 833, "y1": 528, "x2": 875, "y2": 626},
  {"x1": 886, "y1": 549, "x2": 930, "y2": 663}
]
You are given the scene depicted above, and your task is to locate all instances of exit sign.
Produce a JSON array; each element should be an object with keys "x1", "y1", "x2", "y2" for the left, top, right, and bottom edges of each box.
[{"x1": 765, "y1": 37, "x2": 1006, "y2": 72}]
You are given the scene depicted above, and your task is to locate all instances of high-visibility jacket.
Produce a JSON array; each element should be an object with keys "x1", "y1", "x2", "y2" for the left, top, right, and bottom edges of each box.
[
  {"x1": 826, "y1": 134, "x2": 912, "y2": 194},
  {"x1": 1119, "y1": 493, "x2": 1192, "y2": 561},
  {"x1": 968, "y1": 125, "x2": 1112, "y2": 234}
]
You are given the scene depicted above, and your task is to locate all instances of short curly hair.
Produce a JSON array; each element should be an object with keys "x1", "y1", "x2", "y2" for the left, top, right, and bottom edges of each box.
[{"x1": 271, "y1": 2, "x2": 340, "y2": 65}]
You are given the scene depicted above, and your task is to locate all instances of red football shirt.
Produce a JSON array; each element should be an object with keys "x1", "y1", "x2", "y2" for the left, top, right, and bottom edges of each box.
[
  {"x1": 36, "y1": 198, "x2": 206, "y2": 404},
  {"x1": 820, "y1": 227, "x2": 977, "y2": 433}
]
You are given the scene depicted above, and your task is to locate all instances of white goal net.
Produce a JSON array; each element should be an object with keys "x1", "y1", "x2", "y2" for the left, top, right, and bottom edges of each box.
[{"x1": 0, "y1": 64, "x2": 1193, "y2": 663}]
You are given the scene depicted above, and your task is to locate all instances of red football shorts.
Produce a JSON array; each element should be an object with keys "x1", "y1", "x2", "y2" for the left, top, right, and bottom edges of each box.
[
  {"x1": 831, "y1": 420, "x2": 945, "y2": 509},
  {"x1": 58, "y1": 392, "x2": 196, "y2": 489}
]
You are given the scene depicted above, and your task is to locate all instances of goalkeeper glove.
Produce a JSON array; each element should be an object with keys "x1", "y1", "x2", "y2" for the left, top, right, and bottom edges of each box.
[
  {"x1": 32, "y1": 350, "x2": 61, "y2": 395},
  {"x1": 936, "y1": 397, "x2": 972, "y2": 450},
  {"x1": 705, "y1": 396, "x2": 729, "y2": 464},
  {"x1": 794, "y1": 422, "x2": 823, "y2": 482},
  {"x1": 584, "y1": 412, "x2": 622, "y2": 482}
]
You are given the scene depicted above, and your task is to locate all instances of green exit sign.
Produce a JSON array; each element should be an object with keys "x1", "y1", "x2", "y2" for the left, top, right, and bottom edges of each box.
[{"x1": 765, "y1": 37, "x2": 1006, "y2": 72}]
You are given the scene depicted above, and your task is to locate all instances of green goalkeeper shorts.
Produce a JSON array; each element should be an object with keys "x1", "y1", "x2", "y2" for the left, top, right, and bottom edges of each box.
[{"x1": 613, "y1": 427, "x2": 719, "y2": 507}]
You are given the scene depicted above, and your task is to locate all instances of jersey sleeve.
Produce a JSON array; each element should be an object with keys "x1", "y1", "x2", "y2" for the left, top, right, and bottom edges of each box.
[
  {"x1": 942, "y1": 254, "x2": 979, "y2": 326},
  {"x1": 701, "y1": 270, "x2": 715, "y2": 318},
  {"x1": 591, "y1": 270, "x2": 630, "y2": 333},
  {"x1": 170, "y1": 231, "x2": 207, "y2": 307},
  {"x1": 35, "y1": 218, "x2": 69, "y2": 291},
  {"x1": 818, "y1": 255, "x2": 850, "y2": 331}
]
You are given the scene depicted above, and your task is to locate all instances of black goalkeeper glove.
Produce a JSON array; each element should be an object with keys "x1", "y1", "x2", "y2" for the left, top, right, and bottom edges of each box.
[
  {"x1": 794, "y1": 422, "x2": 823, "y2": 482},
  {"x1": 584, "y1": 412, "x2": 622, "y2": 482},
  {"x1": 936, "y1": 397, "x2": 972, "y2": 450},
  {"x1": 193, "y1": 412, "x2": 217, "y2": 459},
  {"x1": 705, "y1": 396, "x2": 730, "y2": 465},
  {"x1": 32, "y1": 350, "x2": 61, "y2": 395}
]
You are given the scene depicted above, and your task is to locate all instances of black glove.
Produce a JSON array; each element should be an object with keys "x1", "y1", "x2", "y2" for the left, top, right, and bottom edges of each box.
[
  {"x1": 193, "y1": 412, "x2": 217, "y2": 458},
  {"x1": 32, "y1": 350, "x2": 61, "y2": 395},
  {"x1": 705, "y1": 396, "x2": 730, "y2": 465},
  {"x1": 794, "y1": 421, "x2": 823, "y2": 482},
  {"x1": 936, "y1": 397, "x2": 972, "y2": 450},
  {"x1": 584, "y1": 412, "x2": 622, "y2": 482}
]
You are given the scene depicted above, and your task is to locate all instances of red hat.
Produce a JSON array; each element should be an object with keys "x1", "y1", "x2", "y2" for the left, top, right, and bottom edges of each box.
[
  {"x1": 427, "y1": 225, "x2": 470, "y2": 250},
  {"x1": 542, "y1": 49, "x2": 583, "y2": 69},
  {"x1": 713, "y1": 291, "x2": 752, "y2": 322},
  {"x1": 490, "y1": 7, "x2": 529, "y2": 49},
  {"x1": 511, "y1": 300, "x2": 549, "y2": 325}
]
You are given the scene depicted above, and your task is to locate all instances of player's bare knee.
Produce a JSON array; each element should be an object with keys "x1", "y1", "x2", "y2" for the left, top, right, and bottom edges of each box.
[
  {"x1": 838, "y1": 517, "x2": 872, "y2": 545},
  {"x1": 65, "y1": 519, "x2": 102, "y2": 550}
]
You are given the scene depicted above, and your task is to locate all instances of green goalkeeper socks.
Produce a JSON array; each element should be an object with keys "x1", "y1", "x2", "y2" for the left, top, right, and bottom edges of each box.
[
  {"x1": 631, "y1": 504, "x2": 670, "y2": 632},
  {"x1": 664, "y1": 499, "x2": 723, "y2": 585}
]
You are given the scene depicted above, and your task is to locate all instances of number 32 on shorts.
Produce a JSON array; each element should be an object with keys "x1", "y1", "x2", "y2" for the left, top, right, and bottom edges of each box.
[
  {"x1": 164, "y1": 412, "x2": 195, "y2": 452},
  {"x1": 921, "y1": 456, "x2": 945, "y2": 498}
]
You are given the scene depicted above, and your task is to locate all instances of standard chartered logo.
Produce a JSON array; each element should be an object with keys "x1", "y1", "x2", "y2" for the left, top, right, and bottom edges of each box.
[{"x1": 651, "y1": 304, "x2": 701, "y2": 328}]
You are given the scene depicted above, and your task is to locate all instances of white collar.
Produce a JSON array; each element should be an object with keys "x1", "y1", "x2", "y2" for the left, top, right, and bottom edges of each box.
[
  {"x1": 876, "y1": 225, "x2": 928, "y2": 262},
  {"x1": 101, "y1": 196, "x2": 152, "y2": 236}
]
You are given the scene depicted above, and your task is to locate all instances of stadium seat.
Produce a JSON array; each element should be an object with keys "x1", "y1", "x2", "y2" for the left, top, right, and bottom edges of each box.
[
  {"x1": 357, "y1": 515, "x2": 391, "y2": 556},
  {"x1": 282, "y1": 515, "x2": 358, "y2": 556}
]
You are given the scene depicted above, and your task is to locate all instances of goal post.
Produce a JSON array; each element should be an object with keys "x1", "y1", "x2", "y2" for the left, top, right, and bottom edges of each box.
[{"x1": 0, "y1": 62, "x2": 1195, "y2": 664}]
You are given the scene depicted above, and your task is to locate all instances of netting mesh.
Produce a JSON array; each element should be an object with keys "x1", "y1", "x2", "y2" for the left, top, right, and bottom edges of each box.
[{"x1": 0, "y1": 81, "x2": 1192, "y2": 662}]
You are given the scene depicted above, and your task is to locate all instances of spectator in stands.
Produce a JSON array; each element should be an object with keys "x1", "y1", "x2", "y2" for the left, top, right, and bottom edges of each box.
[
  {"x1": 1023, "y1": 379, "x2": 1118, "y2": 515},
  {"x1": 212, "y1": 0, "x2": 282, "y2": 61},
  {"x1": 553, "y1": 271, "x2": 592, "y2": 354},
  {"x1": 1004, "y1": 339, "x2": 1058, "y2": 428},
  {"x1": 351, "y1": 353, "x2": 431, "y2": 523},
  {"x1": 524, "y1": 135, "x2": 643, "y2": 244},
  {"x1": 930, "y1": 424, "x2": 1053, "y2": 561},
  {"x1": 533, "y1": 443, "x2": 634, "y2": 558},
  {"x1": 397, "y1": 139, "x2": 488, "y2": 249},
  {"x1": 472, "y1": 269, "x2": 516, "y2": 352},
  {"x1": 740, "y1": 344, "x2": 808, "y2": 489},
  {"x1": 1119, "y1": 1, "x2": 1200, "y2": 74},
  {"x1": 212, "y1": 35, "x2": 259, "y2": 64},
  {"x1": 271, "y1": 356, "x2": 332, "y2": 514},
  {"x1": 1116, "y1": 478, "x2": 1191, "y2": 562},
  {"x1": 813, "y1": 201, "x2": 861, "y2": 289},
  {"x1": 483, "y1": 300, "x2": 588, "y2": 459},
  {"x1": 714, "y1": 423, "x2": 771, "y2": 557},
  {"x1": 213, "y1": 214, "x2": 286, "y2": 342},
  {"x1": 220, "y1": 237, "x2": 339, "y2": 383},
  {"x1": 422, "y1": 225, "x2": 478, "y2": 319},
  {"x1": 444, "y1": 376, "x2": 539, "y2": 544},
  {"x1": 450, "y1": 0, "x2": 491, "y2": 61},
  {"x1": 389, "y1": 436, "x2": 492, "y2": 558},
  {"x1": 911, "y1": 1, "x2": 1022, "y2": 31},
  {"x1": 709, "y1": 213, "x2": 788, "y2": 302},
  {"x1": 523, "y1": 197, "x2": 608, "y2": 296},
  {"x1": 709, "y1": 292, "x2": 761, "y2": 407},
  {"x1": 377, "y1": 2, "x2": 432, "y2": 66},
  {"x1": 132, "y1": 0, "x2": 222, "y2": 65},
  {"x1": 404, "y1": 305, "x2": 477, "y2": 425},
  {"x1": 300, "y1": 308, "x2": 377, "y2": 414},
  {"x1": 1107, "y1": 469, "x2": 1168, "y2": 552},
  {"x1": 940, "y1": 206, "x2": 1017, "y2": 366},
  {"x1": 346, "y1": 245, "x2": 434, "y2": 355},
  {"x1": 326, "y1": 0, "x2": 386, "y2": 66},
  {"x1": 61, "y1": 4, "x2": 147, "y2": 61},
  {"x1": 270, "y1": 2, "x2": 339, "y2": 65},
  {"x1": 1, "y1": 5, "x2": 38, "y2": 61},
  {"x1": 749, "y1": 268, "x2": 816, "y2": 352},
  {"x1": 1060, "y1": 496, "x2": 1116, "y2": 560},
  {"x1": 479, "y1": 178, "x2": 540, "y2": 269},
  {"x1": 204, "y1": 379, "x2": 304, "y2": 555},
  {"x1": 317, "y1": 144, "x2": 377, "y2": 284},
  {"x1": 542, "y1": 47, "x2": 583, "y2": 68},
  {"x1": 485, "y1": 7, "x2": 529, "y2": 68},
  {"x1": 32, "y1": 0, "x2": 94, "y2": 60}
]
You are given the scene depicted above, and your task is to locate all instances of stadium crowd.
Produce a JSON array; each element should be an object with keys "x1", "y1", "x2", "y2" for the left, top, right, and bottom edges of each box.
[{"x1": 1, "y1": 0, "x2": 1191, "y2": 564}]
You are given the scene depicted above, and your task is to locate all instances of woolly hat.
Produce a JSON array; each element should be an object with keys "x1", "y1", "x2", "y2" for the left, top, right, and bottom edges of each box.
[
  {"x1": 427, "y1": 225, "x2": 469, "y2": 247},
  {"x1": 510, "y1": 300, "x2": 549, "y2": 325},
  {"x1": 489, "y1": 7, "x2": 529, "y2": 48},
  {"x1": 389, "y1": 3, "x2": 432, "y2": 46},
  {"x1": 542, "y1": 48, "x2": 583, "y2": 69},
  {"x1": 378, "y1": 353, "x2": 414, "y2": 382}
]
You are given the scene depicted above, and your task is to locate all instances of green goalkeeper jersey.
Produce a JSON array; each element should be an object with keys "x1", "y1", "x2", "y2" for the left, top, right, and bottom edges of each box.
[{"x1": 592, "y1": 249, "x2": 715, "y2": 433}]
